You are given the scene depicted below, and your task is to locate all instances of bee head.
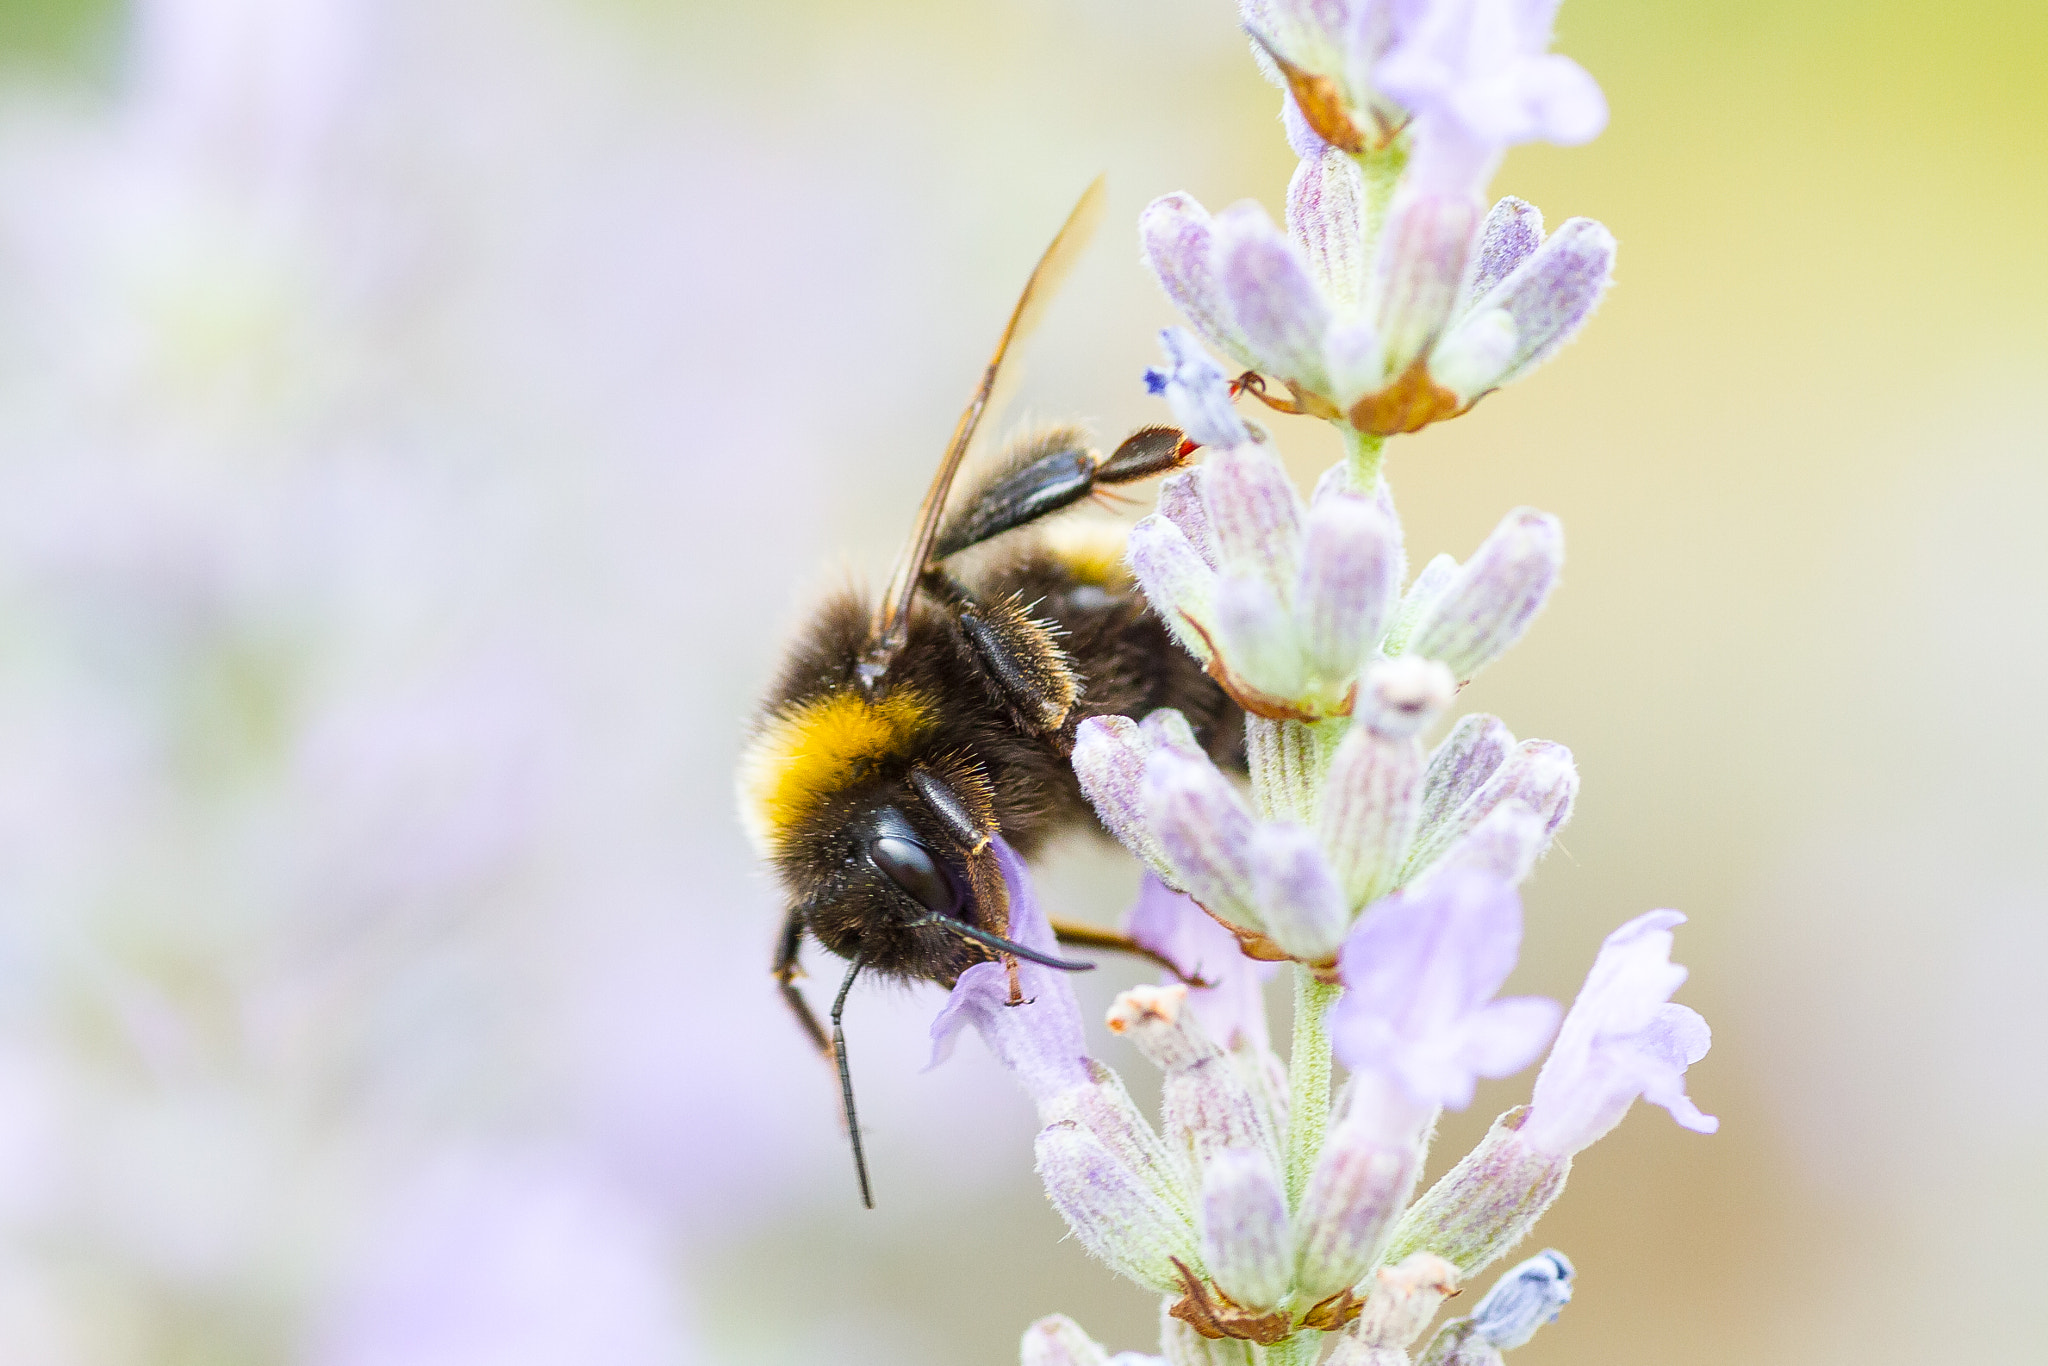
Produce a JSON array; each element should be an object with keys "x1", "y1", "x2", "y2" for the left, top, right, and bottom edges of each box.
[{"x1": 795, "y1": 797, "x2": 1003, "y2": 984}]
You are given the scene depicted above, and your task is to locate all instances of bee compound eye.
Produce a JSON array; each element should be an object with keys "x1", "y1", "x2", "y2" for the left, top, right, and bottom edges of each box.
[{"x1": 867, "y1": 836, "x2": 964, "y2": 918}]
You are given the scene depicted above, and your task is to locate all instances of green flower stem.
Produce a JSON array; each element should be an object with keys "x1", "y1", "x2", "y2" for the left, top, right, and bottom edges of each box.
[
  {"x1": 1268, "y1": 1328, "x2": 1325, "y2": 1366},
  {"x1": 1284, "y1": 965, "x2": 1342, "y2": 1210},
  {"x1": 1343, "y1": 426, "x2": 1385, "y2": 490}
]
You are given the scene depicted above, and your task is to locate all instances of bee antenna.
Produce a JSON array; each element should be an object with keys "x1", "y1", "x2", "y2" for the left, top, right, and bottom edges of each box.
[
  {"x1": 831, "y1": 957, "x2": 875, "y2": 1209},
  {"x1": 916, "y1": 915, "x2": 1097, "y2": 972}
]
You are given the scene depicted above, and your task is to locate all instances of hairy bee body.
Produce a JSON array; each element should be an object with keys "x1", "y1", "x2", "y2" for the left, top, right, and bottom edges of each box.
[{"x1": 742, "y1": 534, "x2": 1240, "y2": 989}]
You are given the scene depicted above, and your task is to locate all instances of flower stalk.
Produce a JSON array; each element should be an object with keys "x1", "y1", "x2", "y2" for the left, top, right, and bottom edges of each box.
[{"x1": 935, "y1": 4, "x2": 1716, "y2": 1363}]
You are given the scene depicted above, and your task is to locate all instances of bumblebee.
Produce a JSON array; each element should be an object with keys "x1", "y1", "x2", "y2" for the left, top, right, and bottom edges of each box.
[{"x1": 737, "y1": 180, "x2": 1241, "y2": 1205}]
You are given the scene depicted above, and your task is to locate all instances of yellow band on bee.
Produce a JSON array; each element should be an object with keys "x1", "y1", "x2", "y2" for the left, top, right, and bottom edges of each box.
[{"x1": 736, "y1": 689, "x2": 936, "y2": 855}]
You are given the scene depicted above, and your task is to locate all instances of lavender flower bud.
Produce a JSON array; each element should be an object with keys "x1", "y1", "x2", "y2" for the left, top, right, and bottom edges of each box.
[
  {"x1": 1404, "y1": 740, "x2": 1577, "y2": 879},
  {"x1": 1478, "y1": 219, "x2": 1616, "y2": 387},
  {"x1": 1143, "y1": 707, "x2": 1211, "y2": 762},
  {"x1": 1158, "y1": 469, "x2": 1219, "y2": 569},
  {"x1": 1352, "y1": 1254, "x2": 1463, "y2": 1350},
  {"x1": 1147, "y1": 328, "x2": 1253, "y2": 450},
  {"x1": 1410, "y1": 799, "x2": 1549, "y2": 889},
  {"x1": 1142, "y1": 193, "x2": 1257, "y2": 370},
  {"x1": 1022, "y1": 1314, "x2": 1113, "y2": 1366},
  {"x1": 1381, "y1": 553, "x2": 1458, "y2": 657},
  {"x1": 1248, "y1": 822, "x2": 1349, "y2": 962},
  {"x1": 1074, "y1": 715, "x2": 1178, "y2": 881},
  {"x1": 1293, "y1": 492, "x2": 1399, "y2": 686},
  {"x1": 1108, "y1": 985, "x2": 1272, "y2": 1173},
  {"x1": 1468, "y1": 1250, "x2": 1573, "y2": 1349},
  {"x1": 1146, "y1": 750, "x2": 1264, "y2": 930},
  {"x1": 1036, "y1": 1120, "x2": 1205, "y2": 1294},
  {"x1": 1198, "y1": 1147, "x2": 1293, "y2": 1311},
  {"x1": 1459, "y1": 199, "x2": 1545, "y2": 312},
  {"x1": 1428, "y1": 308, "x2": 1518, "y2": 402},
  {"x1": 1129, "y1": 514, "x2": 1220, "y2": 662},
  {"x1": 1359, "y1": 657, "x2": 1456, "y2": 740},
  {"x1": 1204, "y1": 445, "x2": 1307, "y2": 599},
  {"x1": 1288, "y1": 149, "x2": 1367, "y2": 314},
  {"x1": 1048, "y1": 1061, "x2": 1203, "y2": 1229},
  {"x1": 1407, "y1": 509, "x2": 1563, "y2": 683},
  {"x1": 1315, "y1": 661, "x2": 1450, "y2": 909},
  {"x1": 1378, "y1": 1108, "x2": 1570, "y2": 1277},
  {"x1": 1214, "y1": 572, "x2": 1308, "y2": 701},
  {"x1": 1214, "y1": 201, "x2": 1334, "y2": 392},
  {"x1": 1291, "y1": 1117, "x2": 1422, "y2": 1303},
  {"x1": 1373, "y1": 191, "x2": 1482, "y2": 376},
  {"x1": 1416, "y1": 715, "x2": 1514, "y2": 834}
]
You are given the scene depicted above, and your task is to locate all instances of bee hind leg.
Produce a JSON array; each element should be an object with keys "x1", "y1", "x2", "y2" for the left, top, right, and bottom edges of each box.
[{"x1": 929, "y1": 424, "x2": 1187, "y2": 562}]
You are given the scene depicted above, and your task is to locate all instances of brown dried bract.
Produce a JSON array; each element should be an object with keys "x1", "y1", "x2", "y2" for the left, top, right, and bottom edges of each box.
[
  {"x1": 1242, "y1": 28, "x2": 1368, "y2": 154},
  {"x1": 1348, "y1": 357, "x2": 1470, "y2": 435},
  {"x1": 1300, "y1": 1287, "x2": 1368, "y2": 1331},
  {"x1": 1168, "y1": 1259, "x2": 1294, "y2": 1345}
]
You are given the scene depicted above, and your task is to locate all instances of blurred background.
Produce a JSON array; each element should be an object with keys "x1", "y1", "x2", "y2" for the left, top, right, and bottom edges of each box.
[{"x1": 0, "y1": 0, "x2": 2040, "y2": 1362}]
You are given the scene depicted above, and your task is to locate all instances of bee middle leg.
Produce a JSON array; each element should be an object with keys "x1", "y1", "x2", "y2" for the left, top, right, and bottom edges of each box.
[{"x1": 1047, "y1": 916, "x2": 1215, "y2": 987}]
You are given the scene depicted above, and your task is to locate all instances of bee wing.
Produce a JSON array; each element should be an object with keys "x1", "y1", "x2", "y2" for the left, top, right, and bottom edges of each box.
[{"x1": 865, "y1": 175, "x2": 1108, "y2": 671}]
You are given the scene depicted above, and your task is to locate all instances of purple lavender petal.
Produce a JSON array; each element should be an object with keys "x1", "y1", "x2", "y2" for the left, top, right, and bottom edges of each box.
[
  {"x1": 1375, "y1": 1, "x2": 1608, "y2": 155},
  {"x1": 1148, "y1": 327, "x2": 1253, "y2": 450},
  {"x1": 1213, "y1": 201, "x2": 1334, "y2": 391},
  {"x1": 1522, "y1": 910, "x2": 1717, "y2": 1156},
  {"x1": 1478, "y1": 217, "x2": 1616, "y2": 385},
  {"x1": 1141, "y1": 193, "x2": 1259, "y2": 369},
  {"x1": 1035, "y1": 1123, "x2": 1203, "y2": 1294},
  {"x1": 1288, "y1": 149, "x2": 1367, "y2": 313},
  {"x1": 1329, "y1": 872, "x2": 1558, "y2": 1112},
  {"x1": 928, "y1": 838, "x2": 1094, "y2": 1105},
  {"x1": 1126, "y1": 874, "x2": 1277, "y2": 1055}
]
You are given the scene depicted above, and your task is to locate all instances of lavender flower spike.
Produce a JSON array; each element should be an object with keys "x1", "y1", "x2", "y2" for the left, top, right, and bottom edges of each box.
[{"x1": 1521, "y1": 910, "x2": 1718, "y2": 1156}]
